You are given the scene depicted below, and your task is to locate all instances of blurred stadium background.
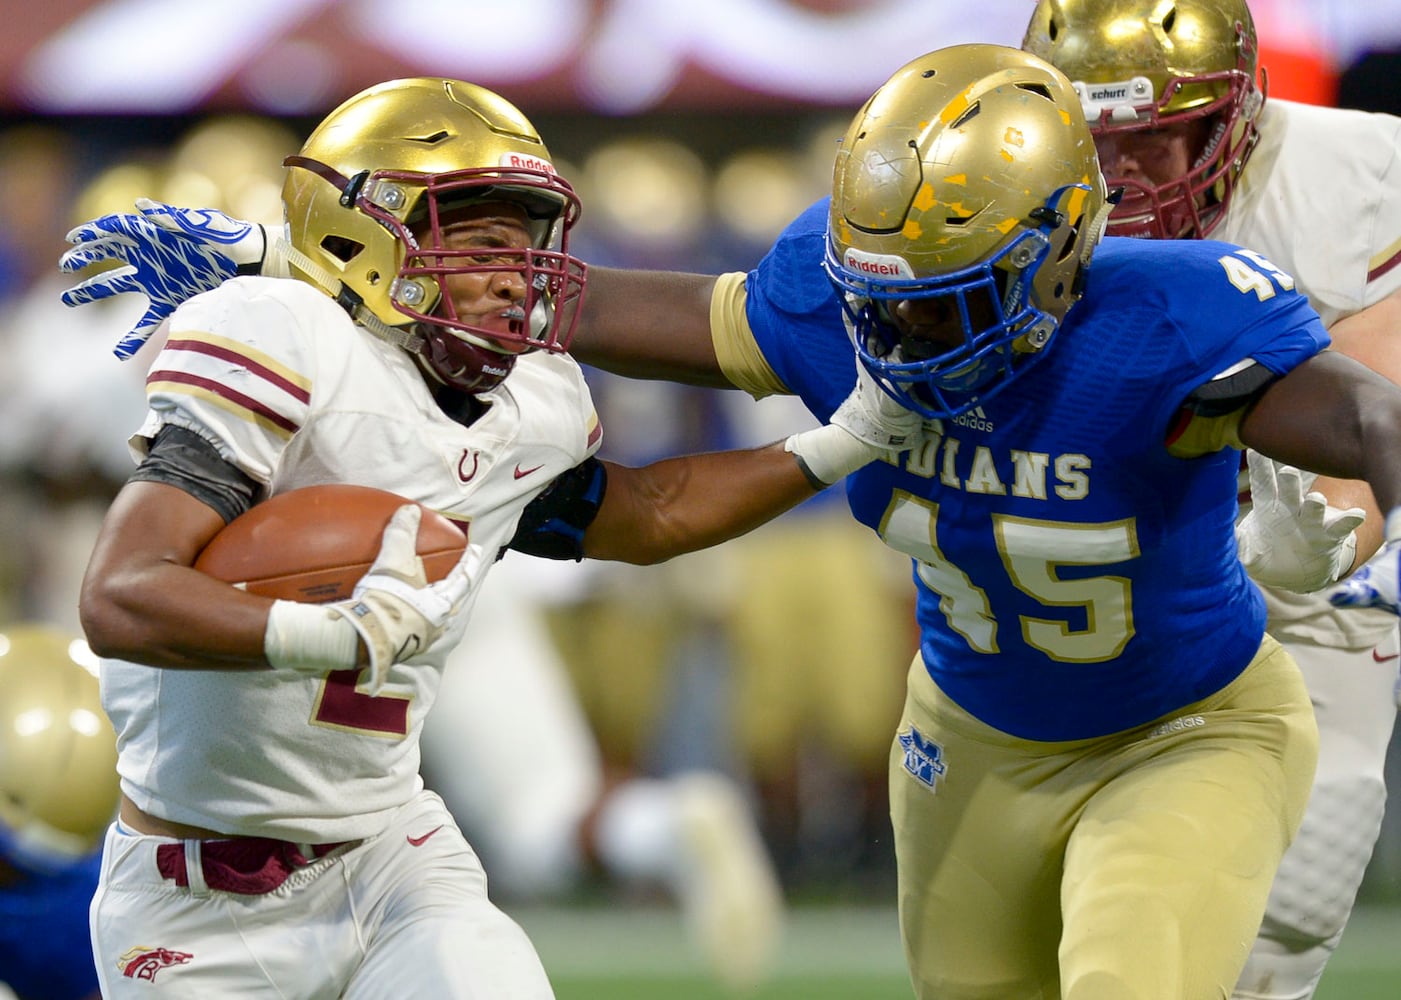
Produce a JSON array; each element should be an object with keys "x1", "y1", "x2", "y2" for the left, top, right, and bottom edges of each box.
[{"x1": 2, "y1": 1, "x2": 1400, "y2": 996}]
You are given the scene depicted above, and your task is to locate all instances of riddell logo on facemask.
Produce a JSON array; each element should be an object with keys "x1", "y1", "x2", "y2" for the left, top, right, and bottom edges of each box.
[
  {"x1": 500, "y1": 153, "x2": 554, "y2": 174},
  {"x1": 843, "y1": 248, "x2": 914, "y2": 279}
]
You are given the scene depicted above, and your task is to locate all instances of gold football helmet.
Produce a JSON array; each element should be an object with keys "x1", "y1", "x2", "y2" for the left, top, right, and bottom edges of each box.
[
  {"x1": 1023, "y1": 0, "x2": 1264, "y2": 239},
  {"x1": 826, "y1": 44, "x2": 1108, "y2": 419},
  {"x1": 282, "y1": 78, "x2": 586, "y2": 393},
  {"x1": 0, "y1": 624, "x2": 119, "y2": 873}
]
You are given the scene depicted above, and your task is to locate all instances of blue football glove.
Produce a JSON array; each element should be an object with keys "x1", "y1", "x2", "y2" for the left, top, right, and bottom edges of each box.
[
  {"x1": 1328, "y1": 508, "x2": 1401, "y2": 616},
  {"x1": 59, "y1": 199, "x2": 270, "y2": 360}
]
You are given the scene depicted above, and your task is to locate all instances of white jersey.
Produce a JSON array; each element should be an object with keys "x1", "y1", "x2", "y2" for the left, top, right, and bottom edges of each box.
[
  {"x1": 1220, "y1": 99, "x2": 1401, "y2": 649},
  {"x1": 101, "y1": 276, "x2": 602, "y2": 843}
]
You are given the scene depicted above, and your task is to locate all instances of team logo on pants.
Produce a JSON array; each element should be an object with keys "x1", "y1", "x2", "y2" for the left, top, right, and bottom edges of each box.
[
  {"x1": 118, "y1": 946, "x2": 194, "y2": 981},
  {"x1": 898, "y1": 726, "x2": 947, "y2": 791}
]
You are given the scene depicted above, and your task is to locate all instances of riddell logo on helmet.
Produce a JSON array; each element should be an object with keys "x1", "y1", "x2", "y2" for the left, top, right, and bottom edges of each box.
[
  {"x1": 843, "y1": 249, "x2": 914, "y2": 279},
  {"x1": 500, "y1": 152, "x2": 554, "y2": 174}
]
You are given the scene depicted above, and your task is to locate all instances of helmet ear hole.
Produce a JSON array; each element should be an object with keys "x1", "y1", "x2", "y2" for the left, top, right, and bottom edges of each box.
[
  {"x1": 1056, "y1": 226, "x2": 1079, "y2": 263},
  {"x1": 321, "y1": 235, "x2": 363, "y2": 263}
]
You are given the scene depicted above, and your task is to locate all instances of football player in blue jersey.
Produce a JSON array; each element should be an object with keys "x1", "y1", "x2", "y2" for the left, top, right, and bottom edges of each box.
[
  {"x1": 0, "y1": 624, "x2": 120, "y2": 1000},
  {"x1": 59, "y1": 44, "x2": 1401, "y2": 1000},
  {"x1": 453, "y1": 45, "x2": 1401, "y2": 1000}
]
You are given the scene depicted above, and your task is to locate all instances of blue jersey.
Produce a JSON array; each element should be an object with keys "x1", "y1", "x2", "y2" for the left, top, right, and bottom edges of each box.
[
  {"x1": 745, "y1": 199, "x2": 1330, "y2": 740},
  {"x1": 0, "y1": 853, "x2": 101, "y2": 1000}
]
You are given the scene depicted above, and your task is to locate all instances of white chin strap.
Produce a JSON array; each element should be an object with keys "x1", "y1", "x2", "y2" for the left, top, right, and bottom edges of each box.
[
  {"x1": 279, "y1": 235, "x2": 554, "y2": 358},
  {"x1": 1082, "y1": 199, "x2": 1116, "y2": 264},
  {"x1": 279, "y1": 238, "x2": 424, "y2": 354},
  {"x1": 529, "y1": 272, "x2": 553, "y2": 342}
]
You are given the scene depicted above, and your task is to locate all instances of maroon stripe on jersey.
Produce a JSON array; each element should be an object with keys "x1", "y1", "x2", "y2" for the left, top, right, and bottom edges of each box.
[
  {"x1": 146, "y1": 370, "x2": 301, "y2": 434},
  {"x1": 587, "y1": 422, "x2": 602, "y2": 447},
  {"x1": 1368, "y1": 246, "x2": 1401, "y2": 283},
  {"x1": 165, "y1": 337, "x2": 312, "y2": 404}
]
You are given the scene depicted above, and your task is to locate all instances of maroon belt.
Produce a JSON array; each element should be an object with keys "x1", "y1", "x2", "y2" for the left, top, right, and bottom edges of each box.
[{"x1": 155, "y1": 837, "x2": 352, "y2": 894}]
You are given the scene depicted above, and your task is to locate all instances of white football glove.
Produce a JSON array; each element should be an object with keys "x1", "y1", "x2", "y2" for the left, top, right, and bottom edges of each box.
[
  {"x1": 784, "y1": 359, "x2": 925, "y2": 487},
  {"x1": 1329, "y1": 508, "x2": 1401, "y2": 617},
  {"x1": 265, "y1": 505, "x2": 482, "y2": 693},
  {"x1": 1235, "y1": 451, "x2": 1364, "y2": 592}
]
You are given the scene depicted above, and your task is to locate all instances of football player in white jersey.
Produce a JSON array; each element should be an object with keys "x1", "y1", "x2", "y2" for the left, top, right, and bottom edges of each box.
[
  {"x1": 1023, "y1": 2, "x2": 1401, "y2": 997},
  {"x1": 74, "y1": 77, "x2": 919, "y2": 1000}
]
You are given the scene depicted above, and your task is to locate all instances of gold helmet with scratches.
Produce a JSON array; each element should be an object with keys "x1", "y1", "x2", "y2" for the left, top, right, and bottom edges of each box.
[{"x1": 825, "y1": 44, "x2": 1108, "y2": 419}]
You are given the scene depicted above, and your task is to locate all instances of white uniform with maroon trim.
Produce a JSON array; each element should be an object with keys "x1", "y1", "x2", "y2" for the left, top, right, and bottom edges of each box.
[
  {"x1": 1220, "y1": 98, "x2": 1401, "y2": 1000},
  {"x1": 92, "y1": 275, "x2": 600, "y2": 1000}
]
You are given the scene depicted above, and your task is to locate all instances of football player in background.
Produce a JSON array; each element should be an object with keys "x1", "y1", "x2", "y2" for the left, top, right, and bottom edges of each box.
[
  {"x1": 1022, "y1": 2, "x2": 1401, "y2": 996},
  {"x1": 72, "y1": 77, "x2": 918, "y2": 999},
  {"x1": 0, "y1": 623, "x2": 120, "y2": 1000},
  {"x1": 61, "y1": 45, "x2": 1401, "y2": 999},
  {"x1": 421, "y1": 549, "x2": 786, "y2": 992}
]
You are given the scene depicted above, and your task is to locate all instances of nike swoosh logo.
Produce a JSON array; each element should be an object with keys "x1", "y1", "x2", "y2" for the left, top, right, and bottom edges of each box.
[
  {"x1": 1372, "y1": 650, "x2": 1400, "y2": 663},
  {"x1": 407, "y1": 825, "x2": 444, "y2": 847},
  {"x1": 514, "y1": 463, "x2": 544, "y2": 479}
]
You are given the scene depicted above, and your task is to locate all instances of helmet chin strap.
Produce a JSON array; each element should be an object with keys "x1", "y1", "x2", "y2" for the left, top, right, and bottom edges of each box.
[
  {"x1": 279, "y1": 235, "x2": 517, "y2": 393},
  {"x1": 278, "y1": 237, "x2": 426, "y2": 355}
]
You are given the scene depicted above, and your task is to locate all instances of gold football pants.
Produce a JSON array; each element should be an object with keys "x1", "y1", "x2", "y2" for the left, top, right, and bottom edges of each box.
[{"x1": 890, "y1": 634, "x2": 1317, "y2": 1000}]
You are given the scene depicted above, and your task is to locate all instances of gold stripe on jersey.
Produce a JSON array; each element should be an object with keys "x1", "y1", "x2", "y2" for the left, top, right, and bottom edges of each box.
[
  {"x1": 1165, "y1": 407, "x2": 1247, "y2": 459},
  {"x1": 1368, "y1": 234, "x2": 1401, "y2": 283},
  {"x1": 710, "y1": 271, "x2": 791, "y2": 399},
  {"x1": 145, "y1": 380, "x2": 299, "y2": 441},
  {"x1": 164, "y1": 329, "x2": 313, "y2": 397}
]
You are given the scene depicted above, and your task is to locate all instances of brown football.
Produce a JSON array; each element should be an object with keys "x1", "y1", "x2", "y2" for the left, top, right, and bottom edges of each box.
[{"x1": 194, "y1": 484, "x2": 467, "y2": 603}]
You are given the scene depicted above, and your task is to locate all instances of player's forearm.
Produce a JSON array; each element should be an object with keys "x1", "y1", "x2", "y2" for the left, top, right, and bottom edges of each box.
[
  {"x1": 571, "y1": 267, "x2": 733, "y2": 386},
  {"x1": 1243, "y1": 353, "x2": 1401, "y2": 518},
  {"x1": 80, "y1": 559, "x2": 275, "y2": 670},
  {"x1": 583, "y1": 447, "x2": 820, "y2": 564}
]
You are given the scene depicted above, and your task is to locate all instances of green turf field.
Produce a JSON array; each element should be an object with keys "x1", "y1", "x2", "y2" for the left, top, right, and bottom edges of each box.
[{"x1": 516, "y1": 902, "x2": 1401, "y2": 999}]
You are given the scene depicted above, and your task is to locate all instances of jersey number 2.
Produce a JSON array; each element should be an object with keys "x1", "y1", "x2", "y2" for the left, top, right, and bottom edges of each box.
[{"x1": 312, "y1": 670, "x2": 411, "y2": 737}]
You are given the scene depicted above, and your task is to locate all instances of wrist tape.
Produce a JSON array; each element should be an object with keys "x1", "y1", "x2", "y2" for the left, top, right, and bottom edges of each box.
[
  {"x1": 784, "y1": 424, "x2": 877, "y2": 488},
  {"x1": 264, "y1": 599, "x2": 360, "y2": 674}
]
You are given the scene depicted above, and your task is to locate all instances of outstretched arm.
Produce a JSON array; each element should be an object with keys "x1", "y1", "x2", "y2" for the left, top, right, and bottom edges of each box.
[
  {"x1": 61, "y1": 207, "x2": 739, "y2": 387},
  {"x1": 583, "y1": 443, "x2": 818, "y2": 564},
  {"x1": 583, "y1": 362, "x2": 919, "y2": 563},
  {"x1": 571, "y1": 267, "x2": 732, "y2": 386}
]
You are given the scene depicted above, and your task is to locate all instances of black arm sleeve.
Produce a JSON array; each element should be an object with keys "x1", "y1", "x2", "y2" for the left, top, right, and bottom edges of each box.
[
  {"x1": 1179, "y1": 359, "x2": 1280, "y2": 418},
  {"x1": 128, "y1": 425, "x2": 261, "y2": 524},
  {"x1": 506, "y1": 456, "x2": 608, "y2": 562}
]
